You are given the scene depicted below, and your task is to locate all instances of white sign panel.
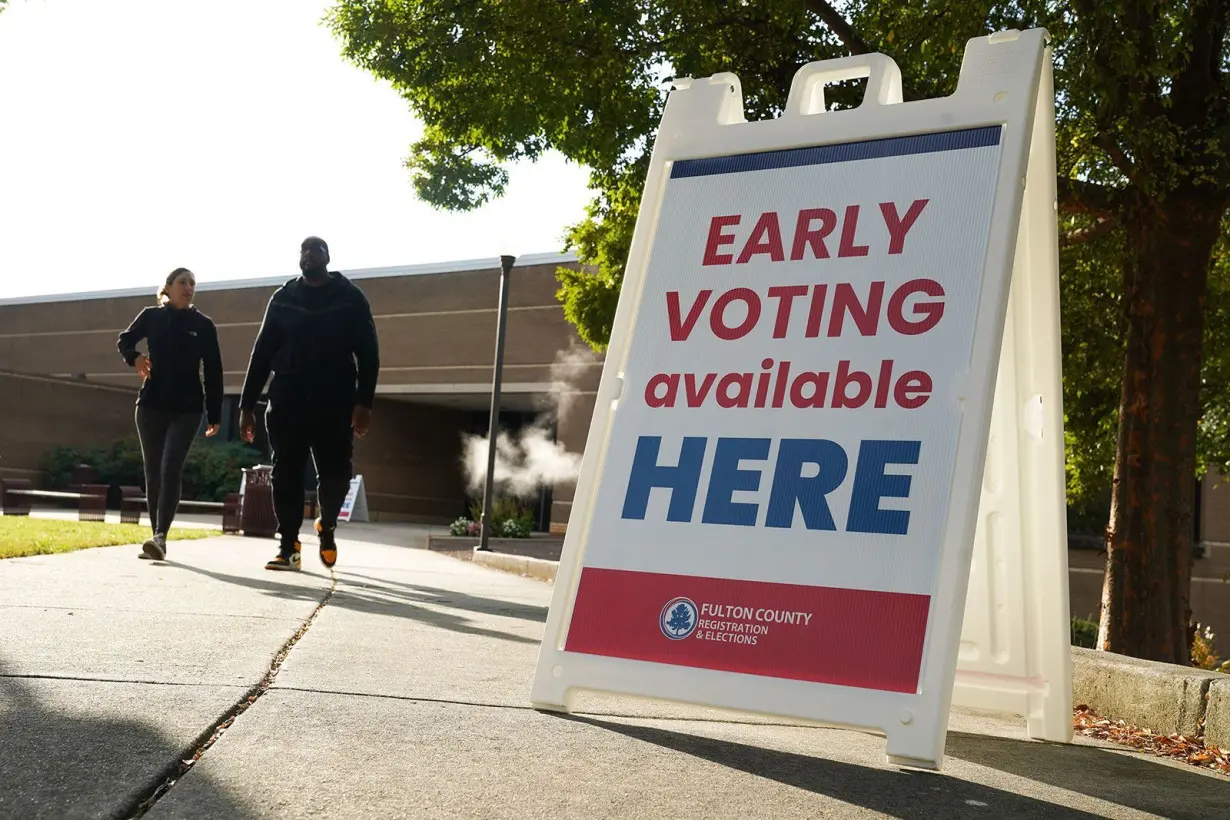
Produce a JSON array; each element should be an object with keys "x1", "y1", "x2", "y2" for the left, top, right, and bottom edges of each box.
[
  {"x1": 534, "y1": 29, "x2": 1063, "y2": 770},
  {"x1": 570, "y1": 128, "x2": 1001, "y2": 695}
]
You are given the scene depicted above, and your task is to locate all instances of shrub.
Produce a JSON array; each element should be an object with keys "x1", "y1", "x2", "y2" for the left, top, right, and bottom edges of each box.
[
  {"x1": 500, "y1": 517, "x2": 531, "y2": 538},
  {"x1": 464, "y1": 494, "x2": 533, "y2": 538},
  {"x1": 41, "y1": 436, "x2": 261, "y2": 503},
  {"x1": 458, "y1": 494, "x2": 535, "y2": 538},
  {"x1": 1069, "y1": 617, "x2": 1227, "y2": 673},
  {"x1": 181, "y1": 440, "x2": 262, "y2": 502},
  {"x1": 90, "y1": 438, "x2": 147, "y2": 489},
  {"x1": 1192, "y1": 624, "x2": 1224, "y2": 671},
  {"x1": 1071, "y1": 616, "x2": 1099, "y2": 649},
  {"x1": 42, "y1": 445, "x2": 93, "y2": 489}
]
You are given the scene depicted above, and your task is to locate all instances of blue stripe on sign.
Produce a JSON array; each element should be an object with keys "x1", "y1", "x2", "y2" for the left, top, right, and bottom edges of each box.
[{"x1": 669, "y1": 125, "x2": 1002, "y2": 179}]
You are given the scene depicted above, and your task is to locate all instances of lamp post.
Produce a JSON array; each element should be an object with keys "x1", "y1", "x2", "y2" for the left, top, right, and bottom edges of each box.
[{"x1": 478, "y1": 254, "x2": 516, "y2": 552}]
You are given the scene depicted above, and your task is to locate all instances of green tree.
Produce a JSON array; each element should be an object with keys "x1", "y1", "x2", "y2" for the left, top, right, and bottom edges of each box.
[{"x1": 327, "y1": 1, "x2": 1230, "y2": 664}]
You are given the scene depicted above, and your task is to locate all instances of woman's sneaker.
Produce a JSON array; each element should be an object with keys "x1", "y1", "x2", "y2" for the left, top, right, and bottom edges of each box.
[
  {"x1": 265, "y1": 541, "x2": 302, "y2": 572},
  {"x1": 140, "y1": 534, "x2": 166, "y2": 561}
]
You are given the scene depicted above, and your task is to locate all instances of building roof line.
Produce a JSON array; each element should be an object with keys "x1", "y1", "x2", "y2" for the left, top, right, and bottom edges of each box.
[{"x1": 0, "y1": 251, "x2": 580, "y2": 307}]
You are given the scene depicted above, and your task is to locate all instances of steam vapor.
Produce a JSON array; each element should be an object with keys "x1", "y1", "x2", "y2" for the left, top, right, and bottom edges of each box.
[
  {"x1": 462, "y1": 424, "x2": 582, "y2": 497},
  {"x1": 460, "y1": 342, "x2": 598, "y2": 496}
]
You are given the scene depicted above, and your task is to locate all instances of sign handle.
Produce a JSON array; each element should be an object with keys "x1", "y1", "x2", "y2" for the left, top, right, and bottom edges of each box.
[{"x1": 786, "y1": 53, "x2": 904, "y2": 115}]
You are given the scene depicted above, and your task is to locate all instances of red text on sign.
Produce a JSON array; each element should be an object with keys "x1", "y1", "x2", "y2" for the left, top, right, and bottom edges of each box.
[
  {"x1": 702, "y1": 199, "x2": 930, "y2": 266},
  {"x1": 644, "y1": 358, "x2": 932, "y2": 411},
  {"x1": 666, "y1": 279, "x2": 945, "y2": 342}
]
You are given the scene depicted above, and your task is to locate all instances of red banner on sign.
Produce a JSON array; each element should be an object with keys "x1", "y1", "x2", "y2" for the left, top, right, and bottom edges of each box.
[{"x1": 564, "y1": 567, "x2": 930, "y2": 693}]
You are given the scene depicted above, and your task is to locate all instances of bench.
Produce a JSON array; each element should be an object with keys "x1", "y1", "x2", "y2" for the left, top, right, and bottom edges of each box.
[
  {"x1": 119, "y1": 486, "x2": 242, "y2": 534},
  {"x1": 0, "y1": 479, "x2": 109, "y2": 522}
]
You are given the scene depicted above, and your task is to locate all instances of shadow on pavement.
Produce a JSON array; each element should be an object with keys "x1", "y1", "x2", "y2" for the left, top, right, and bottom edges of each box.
[
  {"x1": 0, "y1": 662, "x2": 253, "y2": 820},
  {"x1": 321, "y1": 522, "x2": 443, "y2": 549},
  {"x1": 162, "y1": 561, "x2": 542, "y2": 645},
  {"x1": 946, "y1": 730, "x2": 1230, "y2": 819},
  {"x1": 564, "y1": 715, "x2": 1162, "y2": 819},
  {"x1": 337, "y1": 569, "x2": 549, "y2": 622}
]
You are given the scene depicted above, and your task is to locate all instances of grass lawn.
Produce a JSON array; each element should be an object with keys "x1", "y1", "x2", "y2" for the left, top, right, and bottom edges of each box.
[{"x1": 0, "y1": 517, "x2": 221, "y2": 559}]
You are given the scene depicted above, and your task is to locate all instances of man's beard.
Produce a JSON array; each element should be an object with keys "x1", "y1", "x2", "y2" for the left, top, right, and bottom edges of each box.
[{"x1": 302, "y1": 265, "x2": 328, "y2": 280}]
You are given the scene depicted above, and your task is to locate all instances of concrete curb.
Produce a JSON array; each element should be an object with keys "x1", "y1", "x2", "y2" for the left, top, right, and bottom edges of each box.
[
  {"x1": 425, "y1": 534, "x2": 564, "y2": 561},
  {"x1": 1206, "y1": 678, "x2": 1230, "y2": 749},
  {"x1": 470, "y1": 550, "x2": 557, "y2": 582},
  {"x1": 1071, "y1": 646, "x2": 1223, "y2": 738},
  {"x1": 424, "y1": 540, "x2": 475, "y2": 560}
]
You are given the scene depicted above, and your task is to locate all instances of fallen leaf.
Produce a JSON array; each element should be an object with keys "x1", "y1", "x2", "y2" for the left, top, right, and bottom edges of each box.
[{"x1": 1074, "y1": 707, "x2": 1229, "y2": 775}]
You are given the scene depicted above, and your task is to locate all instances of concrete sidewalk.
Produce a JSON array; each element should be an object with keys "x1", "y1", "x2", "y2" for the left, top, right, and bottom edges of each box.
[{"x1": 1, "y1": 534, "x2": 1226, "y2": 820}]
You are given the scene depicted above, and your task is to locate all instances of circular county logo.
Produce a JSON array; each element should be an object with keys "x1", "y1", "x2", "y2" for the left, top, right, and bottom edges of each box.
[{"x1": 659, "y1": 597, "x2": 699, "y2": 640}]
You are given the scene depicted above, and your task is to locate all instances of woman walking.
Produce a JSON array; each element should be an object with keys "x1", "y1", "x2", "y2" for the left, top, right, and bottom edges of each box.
[{"x1": 117, "y1": 268, "x2": 223, "y2": 560}]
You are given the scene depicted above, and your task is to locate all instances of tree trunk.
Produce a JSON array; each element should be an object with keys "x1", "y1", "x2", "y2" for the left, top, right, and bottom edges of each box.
[{"x1": 1099, "y1": 195, "x2": 1222, "y2": 664}]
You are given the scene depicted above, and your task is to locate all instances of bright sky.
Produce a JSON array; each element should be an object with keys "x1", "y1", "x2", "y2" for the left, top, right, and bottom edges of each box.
[{"x1": 0, "y1": 0, "x2": 593, "y2": 300}]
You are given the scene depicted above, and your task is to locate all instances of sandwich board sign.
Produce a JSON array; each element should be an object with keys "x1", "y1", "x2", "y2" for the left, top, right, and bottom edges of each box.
[
  {"x1": 337, "y1": 475, "x2": 369, "y2": 523},
  {"x1": 531, "y1": 28, "x2": 1071, "y2": 770}
]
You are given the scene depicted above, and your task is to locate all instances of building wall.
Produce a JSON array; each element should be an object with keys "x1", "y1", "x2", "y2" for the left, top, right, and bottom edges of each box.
[
  {"x1": 1068, "y1": 545, "x2": 1230, "y2": 649},
  {"x1": 1191, "y1": 543, "x2": 1230, "y2": 640},
  {"x1": 354, "y1": 399, "x2": 470, "y2": 524},
  {"x1": 1201, "y1": 470, "x2": 1230, "y2": 543},
  {"x1": 0, "y1": 257, "x2": 604, "y2": 526},
  {"x1": 0, "y1": 371, "x2": 138, "y2": 482},
  {"x1": 0, "y1": 260, "x2": 599, "y2": 395}
]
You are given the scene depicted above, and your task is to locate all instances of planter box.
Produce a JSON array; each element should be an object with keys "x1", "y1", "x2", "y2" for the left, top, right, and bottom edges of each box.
[
  {"x1": 425, "y1": 534, "x2": 564, "y2": 562},
  {"x1": 471, "y1": 550, "x2": 557, "y2": 582}
]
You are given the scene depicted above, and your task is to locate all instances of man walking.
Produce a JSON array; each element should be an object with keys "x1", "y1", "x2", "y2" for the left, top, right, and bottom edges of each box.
[{"x1": 239, "y1": 236, "x2": 380, "y2": 571}]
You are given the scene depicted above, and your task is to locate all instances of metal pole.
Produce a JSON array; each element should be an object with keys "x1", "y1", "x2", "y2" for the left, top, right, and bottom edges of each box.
[{"x1": 478, "y1": 254, "x2": 515, "y2": 551}]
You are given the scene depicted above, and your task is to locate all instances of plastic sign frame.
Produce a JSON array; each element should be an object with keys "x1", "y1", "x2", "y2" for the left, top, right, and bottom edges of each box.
[
  {"x1": 532, "y1": 28, "x2": 1056, "y2": 770},
  {"x1": 948, "y1": 41, "x2": 1072, "y2": 746}
]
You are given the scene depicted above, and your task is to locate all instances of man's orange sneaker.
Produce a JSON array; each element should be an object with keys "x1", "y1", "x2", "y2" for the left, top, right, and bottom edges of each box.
[{"x1": 318, "y1": 521, "x2": 338, "y2": 569}]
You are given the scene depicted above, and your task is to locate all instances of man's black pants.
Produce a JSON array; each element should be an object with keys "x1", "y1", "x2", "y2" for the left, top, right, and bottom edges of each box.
[{"x1": 266, "y1": 398, "x2": 353, "y2": 548}]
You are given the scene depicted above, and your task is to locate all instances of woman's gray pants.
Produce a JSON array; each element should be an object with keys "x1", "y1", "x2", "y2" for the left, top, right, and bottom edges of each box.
[{"x1": 135, "y1": 406, "x2": 201, "y2": 535}]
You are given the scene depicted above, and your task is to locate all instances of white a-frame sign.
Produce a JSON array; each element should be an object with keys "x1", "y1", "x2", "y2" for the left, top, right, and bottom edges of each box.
[{"x1": 532, "y1": 28, "x2": 1071, "y2": 771}]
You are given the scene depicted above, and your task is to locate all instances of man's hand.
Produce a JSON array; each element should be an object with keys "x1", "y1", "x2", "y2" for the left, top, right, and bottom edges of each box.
[
  {"x1": 239, "y1": 408, "x2": 256, "y2": 443},
  {"x1": 135, "y1": 355, "x2": 152, "y2": 379},
  {"x1": 352, "y1": 405, "x2": 372, "y2": 438},
  {"x1": 205, "y1": 424, "x2": 220, "y2": 438}
]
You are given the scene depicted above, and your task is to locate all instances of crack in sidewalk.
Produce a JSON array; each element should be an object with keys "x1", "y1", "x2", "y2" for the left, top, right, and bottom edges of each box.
[{"x1": 122, "y1": 572, "x2": 337, "y2": 819}]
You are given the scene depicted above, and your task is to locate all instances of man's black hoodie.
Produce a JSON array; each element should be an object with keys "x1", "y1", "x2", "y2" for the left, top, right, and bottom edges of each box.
[{"x1": 239, "y1": 272, "x2": 380, "y2": 411}]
